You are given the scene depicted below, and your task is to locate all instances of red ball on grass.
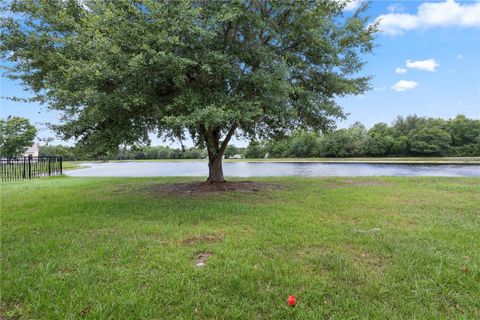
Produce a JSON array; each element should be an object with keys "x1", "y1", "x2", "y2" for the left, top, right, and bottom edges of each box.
[{"x1": 287, "y1": 295, "x2": 296, "y2": 307}]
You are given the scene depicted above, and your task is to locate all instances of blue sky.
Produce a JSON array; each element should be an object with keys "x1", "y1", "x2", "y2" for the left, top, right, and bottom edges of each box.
[{"x1": 1, "y1": 0, "x2": 479, "y2": 147}]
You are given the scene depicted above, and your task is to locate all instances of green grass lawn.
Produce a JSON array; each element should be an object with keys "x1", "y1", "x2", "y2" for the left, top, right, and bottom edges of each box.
[
  {"x1": 61, "y1": 161, "x2": 84, "y2": 171},
  {"x1": 1, "y1": 176, "x2": 479, "y2": 319}
]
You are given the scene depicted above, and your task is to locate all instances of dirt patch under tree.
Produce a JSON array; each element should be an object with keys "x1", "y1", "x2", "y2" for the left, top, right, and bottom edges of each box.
[{"x1": 148, "y1": 181, "x2": 283, "y2": 196}]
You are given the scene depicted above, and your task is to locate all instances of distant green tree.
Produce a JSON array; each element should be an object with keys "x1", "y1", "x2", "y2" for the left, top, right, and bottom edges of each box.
[
  {"x1": 245, "y1": 142, "x2": 265, "y2": 159},
  {"x1": 144, "y1": 147, "x2": 159, "y2": 159},
  {"x1": 40, "y1": 145, "x2": 76, "y2": 160},
  {"x1": 224, "y1": 145, "x2": 245, "y2": 158},
  {"x1": 408, "y1": 126, "x2": 452, "y2": 156},
  {"x1": 134, "y1": 151, "x2": 146, "y2": 160},
  {"x1": 157, "y1": 147, "x2": 171, "y2": 159},
  {"x1": 182, "y1": 147, "x2": 202, "y2": 159},
  {"x1": 169, "y1": 149, "x2": 183, "y2": 159},
  {"x1": 264, "y1": 138, "x2": 290, "y2": 158},
  {"x1": 115, "y1": 150, "x2": 129, "y2": 160},
  {"x1": 348, "y1": 122, "x2": 367, "y2": 156},
  {"x1": 0, "y1": 116, "x2": 37, "y2": 156},
  {"x1": 224, "y1": 145, "x2": 239, "y2": 159},
  {"x1": 424, "y1": 117, "x2": 448, "y2": 129},
  {"x1": 319, "y1": 129, "x2": 352, "y2": 157},
  {"x1": 391, "y1": 135, "x2": 409, "y2": 156},
  {"x1": 392, "y1": 115, "x2": 427, "y2": 137},
  {"x1": 363, "y1": 134, "x2": 394, "y2": 156},
  {"x1": 448, "y1": 115, "x2": 480, "y2": 156},
  {"x1": 288, "y1": 130, "x2": 320, "y2": 158},
  {"x1": 363, "y1": 122, "x2": 395, "y2": 156},
  {"x1": 368, "y1": 122, "x2": 393, "y2": 136},
  {"x1": 319, "y1": 122, "x2": 366, "y2": 157}
]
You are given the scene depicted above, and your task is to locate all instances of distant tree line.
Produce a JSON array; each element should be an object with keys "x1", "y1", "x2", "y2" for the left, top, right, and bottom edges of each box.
[
  {"x1": 40, "y1": 145, "x2": 201, "y2": 161},
  {"x1": 39, "y1": 144, "x2": 246, "y2": 161},
  {"x1": 245, "y1": 114, "x2": 480, "y2": 158},
  {"x1": 40, "y1": 115, "x2": 479, "y2": 160}
]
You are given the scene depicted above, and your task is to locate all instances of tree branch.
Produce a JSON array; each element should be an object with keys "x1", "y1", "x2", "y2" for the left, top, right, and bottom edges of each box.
[{"x1": 218, "y1": 123, "x2": 238, "y2": 155}]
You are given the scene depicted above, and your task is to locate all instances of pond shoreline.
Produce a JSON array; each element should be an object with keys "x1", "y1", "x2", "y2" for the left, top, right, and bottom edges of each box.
[
  {"x1": 65, "y1": 157, "x2": 480, "y2": 167},
  {"x1": 65, "y1": 161, "x2": 480, "y2": 177},
  {"x1": 229, "y1": 160, "x2": 480, "y2": 165}
]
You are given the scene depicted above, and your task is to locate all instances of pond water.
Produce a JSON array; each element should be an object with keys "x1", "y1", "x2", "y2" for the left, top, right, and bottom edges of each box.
[{"x1": 66, "y1": 161, "x2": 480, "y2": 177}]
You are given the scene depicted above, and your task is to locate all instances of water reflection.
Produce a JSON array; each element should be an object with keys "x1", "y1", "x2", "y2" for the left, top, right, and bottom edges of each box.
[{"x1": 66, "y1": 161, "x2": 480, "y2": 177}]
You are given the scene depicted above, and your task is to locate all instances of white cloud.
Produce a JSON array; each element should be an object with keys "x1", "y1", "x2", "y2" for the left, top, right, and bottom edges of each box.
[
  {"x1": 387, "y1": 3, "x2": 405, "y2": 13},
  {"x1": 456, "y1": 54, "x2": 465, "y2": 59},
  {"x1": 395, "y1": 67, "x2": 408, "y2": 74},
  {"x1": 336, "y1": 0, "x2": 364, "y2": 12},
  {"x1": 391, "y1": 80, "x2": 418, "y2": 92},
  {"x1": 376, "y1": 0, "x2": 480, "y2": 36},
  {"x1": 406, "y1": 59, "x2": 439, "y2": 72}
]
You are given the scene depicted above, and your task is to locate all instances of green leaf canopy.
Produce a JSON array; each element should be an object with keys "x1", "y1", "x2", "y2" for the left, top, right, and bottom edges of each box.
[{"x1": 1, "y1": 0, "x2": 376, "y2": 179}]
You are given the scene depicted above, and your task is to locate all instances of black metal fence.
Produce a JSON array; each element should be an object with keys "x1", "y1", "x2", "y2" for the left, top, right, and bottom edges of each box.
[{"x1": 0, "y1": 156, "x2": 63, "y2": 182}]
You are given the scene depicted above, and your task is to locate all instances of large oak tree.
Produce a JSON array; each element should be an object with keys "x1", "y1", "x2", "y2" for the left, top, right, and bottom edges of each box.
[{"x1": 1, "y1": 0, "x2": 376, "y2": 182}]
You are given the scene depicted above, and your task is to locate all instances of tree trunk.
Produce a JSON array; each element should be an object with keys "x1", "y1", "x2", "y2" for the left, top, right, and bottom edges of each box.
[
  {"x1": 207, "y1": 154, "x2": 225, "y2": 183},
  {"x1": 203, "y1": 123, "x2": 238, "y2": 184}
]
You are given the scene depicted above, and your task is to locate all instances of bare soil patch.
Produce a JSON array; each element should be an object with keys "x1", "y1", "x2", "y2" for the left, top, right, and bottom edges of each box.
[
  {"x1": 182, "y1": 233, "x2": 224, "y2": 245},
  {"x1": 148, "y1": 181, "x2": 282, "y2": 196},
  {"x1": 195, "y1": 251, "x2": 213, "y2": 267}
]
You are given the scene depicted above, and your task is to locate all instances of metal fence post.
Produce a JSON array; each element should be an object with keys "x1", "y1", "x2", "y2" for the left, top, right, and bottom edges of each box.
[
  {"x1": 60, "y1": 156, "x2": 63, "y2": 175},
  {"x1": 28, "y1": 155, "x2": 32, "y2": 179},
  {"x1": 48, "y1": 157, "x2": 51, "y2": 176}
]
